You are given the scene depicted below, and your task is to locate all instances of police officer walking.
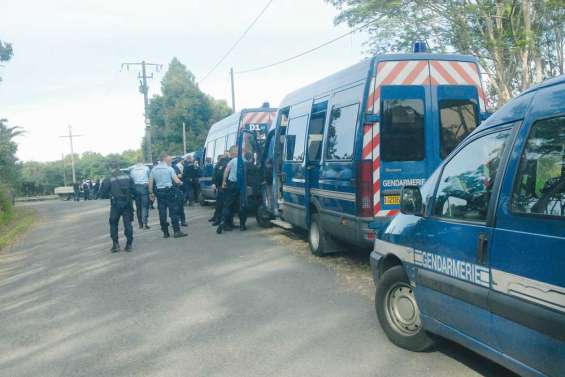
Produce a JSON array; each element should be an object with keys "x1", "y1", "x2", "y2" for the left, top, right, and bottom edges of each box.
[
  {"x1": 130, "y1": 157, "x2": 151, "y2": 229},
  {"x1": 99, "y1": 160, "x2": 136, "y2": 253},
  {"x1": 209, "y1": 153, "x2": 229, "y2": 226},
  {"x1": 148, "y1": 153, "x2": 188, "y2": 238}
]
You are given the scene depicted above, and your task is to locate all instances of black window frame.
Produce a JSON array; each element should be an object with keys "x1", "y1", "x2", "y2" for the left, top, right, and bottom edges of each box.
[
  {"x1": 438, "y1": 98, "x2": 480, "y2": 159},
  {"x1": 509, "y1": 114, "x2": 565, "y2": 221},
  {"x1": 284, "y1": 114, "x2": 309, "y2": 163},
  {"x1": 324, "y1": 102, "x2": 360, "y2": 162},
  {"x1": 380, "y1": 97, "x2": 426, "y2": 162}
]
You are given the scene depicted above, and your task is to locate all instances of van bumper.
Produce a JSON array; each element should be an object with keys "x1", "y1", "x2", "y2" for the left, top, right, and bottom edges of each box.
[{"x1": 369, "y1": 250, "x2": 384, "y2": 283}]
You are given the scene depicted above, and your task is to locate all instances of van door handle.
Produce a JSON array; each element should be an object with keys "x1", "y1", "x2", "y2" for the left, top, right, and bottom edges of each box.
[{"x1": 477, "y1": 234, "x2": 488, "y2": 265}]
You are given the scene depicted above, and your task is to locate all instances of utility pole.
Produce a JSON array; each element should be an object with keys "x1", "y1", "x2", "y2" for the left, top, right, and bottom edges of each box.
[
  {"x1": 62, "y1": 153, "x2": 67, "y2": 186},
  {"x1": 121, "y1": 60, "x2": 162, "y2": 163},
  {"x1": 59, "y1": 125, "x2": 82, "y2": 184},
  {"x1": 230, "y1": 67, "x2": 236, "y2": 111},
  {"x1": 182, "y1": 122, "x2": 187, "y2": 155}
]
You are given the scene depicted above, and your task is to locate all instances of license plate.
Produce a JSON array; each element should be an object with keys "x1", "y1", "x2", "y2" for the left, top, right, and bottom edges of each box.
[{"x1": 384, "y1": 195, "x2": 400, "y2": 205}]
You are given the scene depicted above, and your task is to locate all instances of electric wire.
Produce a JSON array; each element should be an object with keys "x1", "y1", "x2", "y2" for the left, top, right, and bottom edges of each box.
[
  {"x1": 236, "y1": 17, "x2": 381, "y2": 75},
  {"x1": 198, "y1": 0, "x2": 275, "y2": 84}
]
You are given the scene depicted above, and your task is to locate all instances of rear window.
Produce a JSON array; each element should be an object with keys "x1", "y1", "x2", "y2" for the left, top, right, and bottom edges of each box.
[
  {"x1": 381, "y1": 99, "x2": 425, "y2": 161},
  {"x1": 440, "y1": 99, "x2": 478, "y2": 158},
  {"x1": 205, "y1": 141, "x2": 215, "y2": 164}
]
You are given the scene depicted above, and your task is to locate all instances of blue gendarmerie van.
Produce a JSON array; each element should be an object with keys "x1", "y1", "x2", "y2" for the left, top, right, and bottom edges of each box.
[
  {"x1": 200, "y1": 104, "x2": 277, "y2": 205},
  {"x1": 370, "y1": 75, "x2": 565, "y2": 377},
  {"x1": 264, "y1": 47, "x2": 489, "y2": 255}
]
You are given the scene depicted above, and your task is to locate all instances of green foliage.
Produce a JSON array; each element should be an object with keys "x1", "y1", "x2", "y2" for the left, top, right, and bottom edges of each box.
[
  {"x1": 328, "y1": 0, "x2": 565, "y2": 106},
  {"x1": 0, "y1": 40, "x2": 13, "y2": 83},
  {"x1": 17, "y1": 149, "x2": 141, "y2": 197},
  {"x1": 147, "y1": 58, "x2": 232, "y2": 159},
  {"x1": 0, "y1": 119, "x2": 23, "y2": 185}
]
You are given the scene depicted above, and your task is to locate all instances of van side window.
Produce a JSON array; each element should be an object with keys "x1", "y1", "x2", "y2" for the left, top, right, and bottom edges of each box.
[
  {"x1": 214, "y1": 136, "x2": 226, "y2": 163},
  {"x1": 439, "y1": 99, "x2": 478, "y2": 159},
  {"x1": 381, "y1": 99, "x2": 425, "y2": 161},
  {"x1": 205, "y1": 141, "x2": 215, "y2": 164},
  {"x1": 226, "y1": 133, "x2": 236, "y2": 150},
  {"x1": 285, "y1": 115, "x2": 308, "y2": 162},
  {"x1": 326, "y1": 104, "x2": 359, "y2": 160},
  {"x1": 433, "y1": 130, "x2": 511, "y2": 222},
  {"x1": 307, "y1": 110, "x2": 326, "y2": 162},
  {"x1": 512, "y1": 116, "x2": 565, "y2": 218}
]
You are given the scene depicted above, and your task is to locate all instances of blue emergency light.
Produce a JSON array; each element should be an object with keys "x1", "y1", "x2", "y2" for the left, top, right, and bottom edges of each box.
[{"x1": 413, "y1": 41, "x2": 428, "y2": 53}]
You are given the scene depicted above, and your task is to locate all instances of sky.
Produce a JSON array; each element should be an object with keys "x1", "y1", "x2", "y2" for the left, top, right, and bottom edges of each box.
[{"x1": 0, "y1": 0, "x2": 369, "y2": 162}]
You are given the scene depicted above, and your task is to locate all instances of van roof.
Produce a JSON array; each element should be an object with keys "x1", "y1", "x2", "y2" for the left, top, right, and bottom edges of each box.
[{"x1": 279, "y1": 53, "x2": 479, "y2": 108}]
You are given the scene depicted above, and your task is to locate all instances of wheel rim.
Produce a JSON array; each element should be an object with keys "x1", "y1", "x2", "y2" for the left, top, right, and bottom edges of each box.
[
  {"x1": 310, "y1": 221, "x2": 320, "y2": 251},
  {"x1": 385, "y1": 282, "x2": 421, "y2": 336}
]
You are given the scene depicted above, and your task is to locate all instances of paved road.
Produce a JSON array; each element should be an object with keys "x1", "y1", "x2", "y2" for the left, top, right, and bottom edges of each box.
[{"x1": 0, "y1": 200, "x2": 516, "y2": 377}]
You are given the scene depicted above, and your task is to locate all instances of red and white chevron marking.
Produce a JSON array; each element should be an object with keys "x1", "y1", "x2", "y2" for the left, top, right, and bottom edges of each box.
[
  {"x1": 429, "y1": 60, "x2": 487, "y2": 112},
  {"x1": 241, "y1": 111, "x2": 277, "y2": 128}
]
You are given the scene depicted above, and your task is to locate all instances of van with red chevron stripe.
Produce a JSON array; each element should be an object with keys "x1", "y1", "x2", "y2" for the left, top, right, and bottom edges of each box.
[{"x1": 260, "y1": 43, "x2": 489, "y2": 255}]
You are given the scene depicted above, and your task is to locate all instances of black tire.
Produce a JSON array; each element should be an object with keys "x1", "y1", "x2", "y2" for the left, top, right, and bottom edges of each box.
[
  {"x1": 308, "y1": 213, "x2": 329, "y2": 257},
  {"x1": 375, "y1": 266, "x2": 434, "y2": 352},
  {"x1": 199, "y1": 194, "x2": 207, "y2": 206},
  {"x1": 256, "y1": 205, "x2": 272, "y2": 228}
]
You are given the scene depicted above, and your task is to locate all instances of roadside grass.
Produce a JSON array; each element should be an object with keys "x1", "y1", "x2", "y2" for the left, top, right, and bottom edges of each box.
[{"x1": 0, "y1": 207, "x2": 37, "y2": 251}]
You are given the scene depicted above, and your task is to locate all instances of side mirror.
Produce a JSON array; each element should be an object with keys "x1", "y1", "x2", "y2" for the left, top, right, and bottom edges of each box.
[{"x1": 400, "y1": 185, "x2": 423, "y2": 216}]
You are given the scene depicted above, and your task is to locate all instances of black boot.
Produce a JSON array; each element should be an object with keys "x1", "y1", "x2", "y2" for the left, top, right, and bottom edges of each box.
[
  {"x1": 181, "y1": 222, "x2": 188, "y2": 227},
  {"x1": 173, "y1": 231, "x2": 188, "y2": 238},
  {"x1": 144, "y1": 224, "x2": 151, "y2": 230},
  {"x1": 163, "y1": 229, "x2": 170, "y2": 238},
  {"x1": 208, "y1": 217, "x2": 216, "y2": 222},
  {"x1": 240, "y1": 224, "x2": 247, "y2": 231},
  {"x1": 111, "y1": 241, "x2": 120, "y2": 253},
  {"x1": 125, "y1": 242, "x2": 133, "y2": 252},
  {"x1": 138, "y1": 223, "x2": 143, "y2": 229}
]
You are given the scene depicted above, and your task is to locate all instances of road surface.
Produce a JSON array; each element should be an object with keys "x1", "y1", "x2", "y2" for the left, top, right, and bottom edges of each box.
[{"x1": 0, "y1": 200, "x2": 516, "y2": 377}]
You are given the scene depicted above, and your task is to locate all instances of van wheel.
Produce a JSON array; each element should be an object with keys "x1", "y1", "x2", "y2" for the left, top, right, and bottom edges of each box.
[
  {"x1": 199, "y1": 194, "x2": 207, "y2": 206},
  {"x1": 375, "y1": 266, "x2": 434, "y2": 352},
  {"x1": 256, "y1": 205, "x2": 272, "y2": 228},
  {"x1": 308, "y1": 213, "x2": 329, "y2": 257}
]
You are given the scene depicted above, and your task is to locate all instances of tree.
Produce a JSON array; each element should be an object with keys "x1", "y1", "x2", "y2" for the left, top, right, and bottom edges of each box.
[
  {"x1": 0, "y1": 40, "x2": 13, "y2": 83},
  {"x1": 147, "y1": 58, "x2": 232, "y2": 159},
  {"x1": 0, "y1": 119, "x2": 23, "y2": 184},
  {"x1": 327, "y1": 0, "x2": 565, "y2": 106}
]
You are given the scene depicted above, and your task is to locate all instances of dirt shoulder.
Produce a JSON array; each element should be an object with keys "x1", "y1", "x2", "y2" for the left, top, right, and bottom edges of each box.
[{"x1": 0, "y1": 206, "x2": 37, "y2": 251}]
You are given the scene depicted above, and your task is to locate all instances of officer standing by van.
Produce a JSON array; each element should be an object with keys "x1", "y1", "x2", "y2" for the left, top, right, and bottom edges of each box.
[
  {"x1": 217, "y1": 146, "x2": 244, "y2": 234},
  {"x1": 130, "y1": 157, "x2": 151, "y2": 229},
  {"x1": 99, "y1": 160, "x2": 135, "y2": 253},
  {"x1": 209, "y1": 153, "x2": 229, "y2": 225},
  {"x1": 148, "y1": 153, "x2": 187, "y2": 239}
]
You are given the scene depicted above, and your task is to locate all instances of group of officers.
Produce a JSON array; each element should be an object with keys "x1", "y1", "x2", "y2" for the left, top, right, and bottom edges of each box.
[{"x1": 99, "y1": 146, "x2": 246, "y2": 253}]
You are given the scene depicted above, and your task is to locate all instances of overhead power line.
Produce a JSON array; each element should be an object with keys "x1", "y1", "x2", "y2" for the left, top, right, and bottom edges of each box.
[
  {"x1": 198, "y1": 0, "x2": 275, "y2": 84},
  {"x1": 236, "y1": 17, "x2": 381, "y2": 75}
]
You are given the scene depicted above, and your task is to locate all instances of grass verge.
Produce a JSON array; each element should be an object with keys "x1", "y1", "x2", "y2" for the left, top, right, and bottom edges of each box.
[{"x1": 0, "y1": 207, "x2": 37, "y2": 251}]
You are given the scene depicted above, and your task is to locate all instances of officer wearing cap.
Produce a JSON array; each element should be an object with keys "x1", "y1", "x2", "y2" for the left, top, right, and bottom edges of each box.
[
  {"x1": 148, "y1": 153, "x2": 188, "y2": 239},
  {"x1": 99, "y1": 160, "x2": 136, "y2": 252}
]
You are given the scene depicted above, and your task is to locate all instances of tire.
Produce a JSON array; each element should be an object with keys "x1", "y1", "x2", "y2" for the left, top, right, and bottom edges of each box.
[
  {"x1": 256, "y1": 204, "x2": 272, "y2": 228},
  {"x1": 199, "y1": 194, "x2": 207, "y2": 206},
  {"x1": 375, "y1": 266, "x2": 434, "y2": 352},
  {"x1": 308, "y1": 213, "x2": 329, "y2": 257}
]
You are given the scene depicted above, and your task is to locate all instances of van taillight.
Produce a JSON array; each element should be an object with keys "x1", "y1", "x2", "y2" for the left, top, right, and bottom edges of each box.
[{"x1": 357, "y1": 160, "x2": 373, "y2": 218}]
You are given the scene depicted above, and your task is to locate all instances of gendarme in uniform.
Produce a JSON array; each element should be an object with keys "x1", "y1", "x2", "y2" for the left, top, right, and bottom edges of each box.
[{"x1": 149, "y1": 158, "x2": 186, "y2": 238}]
